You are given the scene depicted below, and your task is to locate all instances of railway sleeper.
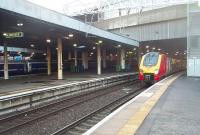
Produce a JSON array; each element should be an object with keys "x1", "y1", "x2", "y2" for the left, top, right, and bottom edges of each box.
[
  {"x1": 75, "y1": 125, "x2": 89, "y2": 131},
  {"x1": 87, "y1": 119, "x2": 99, "y2": 124},
  {"x1": 81, "y1": 122, "x2": 94, "y2": 127},
  {"x1": 92, "y1": 116, "x2": 103, "y2": 121}
]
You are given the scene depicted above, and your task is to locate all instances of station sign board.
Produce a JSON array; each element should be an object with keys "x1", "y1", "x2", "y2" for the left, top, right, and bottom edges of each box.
[{"x1": 3, "y1": 32, "x2": 24, "y2": 38}]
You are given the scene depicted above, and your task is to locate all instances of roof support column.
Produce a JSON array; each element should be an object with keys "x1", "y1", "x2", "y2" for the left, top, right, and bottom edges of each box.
[
  {"x1": 68, "y1": 52, "x2": 71, "y2": 60},
  {"x1": 57, "y1": 36, "x2": 63, "y2": 80},
  {"x1": 120, "y1": 48, "x2": 125, "y2": 70},
  {"x1": 97, "y1": 45, "x2": 101, "y2": 75},
  {"x1": 82, "y1": 51, "x2": 88, "y2": 70},
  {"x1": 74, "y1": 49, "x2": 77, "y2": 67},
  {"x1": 4, "y1": 40, "x2": 8, "y2": 80},
  {"x1": 47, "y1": 45, "x2": 51, "y2": 75},
  {"x1": 103, "y1": 49, "x2": 106, "y2": 69}
]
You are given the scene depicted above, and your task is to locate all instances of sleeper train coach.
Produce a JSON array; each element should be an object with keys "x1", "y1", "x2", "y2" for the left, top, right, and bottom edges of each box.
[{"x1": 138, "y1": 52, "x2": 186, "y2": 84}]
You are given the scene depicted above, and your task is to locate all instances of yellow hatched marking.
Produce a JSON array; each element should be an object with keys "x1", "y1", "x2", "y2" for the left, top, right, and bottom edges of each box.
[{"x1": 117, "y1": 75, "x2": 181, "y2": 135}]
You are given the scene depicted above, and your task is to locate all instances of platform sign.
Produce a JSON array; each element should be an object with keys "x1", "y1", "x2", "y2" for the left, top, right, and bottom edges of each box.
[{"x1": 3, "y1": 32, "x2": 24, "y2": 38}]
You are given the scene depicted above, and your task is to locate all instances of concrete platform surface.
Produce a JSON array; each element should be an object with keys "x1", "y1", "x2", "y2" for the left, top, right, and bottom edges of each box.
[
  {"x1": 136, "y1": 74, "x2": 200, "y2": 135},
  {"x1": 0, "y1": 72, "x2": 134, "y2": 96},
  {"x1": 83, "y1": 73, "x2": 182, "y2": 135}
]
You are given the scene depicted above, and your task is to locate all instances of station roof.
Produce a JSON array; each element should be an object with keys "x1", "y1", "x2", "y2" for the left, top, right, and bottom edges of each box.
[{"x1": 0, "y1": 0, "x2": 138, "y2": 47}]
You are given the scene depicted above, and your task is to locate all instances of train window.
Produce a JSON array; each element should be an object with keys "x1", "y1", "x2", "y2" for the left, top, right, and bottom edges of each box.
[{"x1": 143, "y1": 53, "x2": 159, "y2": 66}]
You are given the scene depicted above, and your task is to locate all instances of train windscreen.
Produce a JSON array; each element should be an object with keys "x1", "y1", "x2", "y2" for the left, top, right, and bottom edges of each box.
[{"x1": 143, "y1": 52, "x2": 159, "y2": 66}]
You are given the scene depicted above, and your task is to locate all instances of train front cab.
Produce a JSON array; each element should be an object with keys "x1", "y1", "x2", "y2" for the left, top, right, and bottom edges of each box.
[{"x1": 139, "y1": 52, "x2": 167, "y2": 84}]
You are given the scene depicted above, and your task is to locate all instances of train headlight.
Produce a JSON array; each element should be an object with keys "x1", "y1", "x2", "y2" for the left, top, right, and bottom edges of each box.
[{"x1": 154, "y1": 69, "x2": 159, "y2": 74}]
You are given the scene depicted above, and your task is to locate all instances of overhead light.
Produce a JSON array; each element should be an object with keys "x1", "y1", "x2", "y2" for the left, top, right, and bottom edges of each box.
[
  {"x1": 95, "y1": 42, "x2": 99, "y2": 45},
  {"x1": 56, "y1": 48, "x2": 58, "y2": 50},
  {"x1": 117, "y1": 44, "x2": 121, "y2": 47},
  {"x1": 110, "y1": 53, "x2": 113, "y2": 56},
  {"x1": 115, "y1": 54, "x2": 118, "y2": 56},
  {"x1": 77, "y1": 46, "x2": 86, "y2": 48},
  {"x1": 133, "y1": 48, "x2": 136, "y2": 51},
  {"x1": 141, "y1": 53, "x2": 144, "y2": 55},
  {"x1": 146, "y1": 45, "x2": 149, "y2": 48},
  {"x1": 91, "y1": 52, "x2": 94, "y2": 55},
  {"x1": 30, "y1": 44, "x2": 34, "y2": 47},
  {"x1": 93, "y1": 46, "x2": 96, "y2": 50},
  {"x1": 158, "y1": 48, "x2": 161, "y2": 51},
  {"x1": 184, "y1": 52, "x2": 186, "y2": 55},
  {"x1": 73, "y1": 43, "x2": 77, "y2": 47},
  {"x1": 68, "y1": 34, "x2": 73, "y2": 37},
  {"x1": 46, "y1": 39, "x2": 51, "y2": 43},
  {"x1": 17, "y1": 22, "x2": 23, "y2": 26},
  {"x1": 64, "y1": 36, "x2": 70, "y2": 39},
  {"x1": 98, "y1": 40, "x2": 103, "y2": 44},
  {"x1": 43, "y1": 53, "x2": 47, "y2": 56},
  {"x1": 146, "y1": 50, "x2": 150, "y2": 52},
  {"x1": 166, "y1": 53, "x2": 169, "y2": 55},
  {"x1": 176, "y1": 51, "x2": 179, "y2": 54},
  {"x1": 152, "y1": 47, "x2": 156, "y2": 50},
  {"x1": 175, "y1": 53, "x2": 178, "y2": 55},
  {"x1": 3, "y1": 33, "x2": 7, "y2": 36}
]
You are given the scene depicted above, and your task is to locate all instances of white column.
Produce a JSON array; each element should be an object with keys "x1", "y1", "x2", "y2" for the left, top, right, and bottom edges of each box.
[
  {"x1": 103, "y1": 49, "x2": 106, "y2": 69},
  {"x1": 68, "y1": 52, "x2": 71, "y2": 60},
  {"x1": 120, "y1": 48, "x2": 126, "y2": 70},
  {"x1": 4, "y1": 41, "x2": 8, "y2": 80},
  {"x1": 57, "y1": 36, "x2": 63, "y2": 80},
  {"x1": 82, "y1": 51, "x2": 88, "y2": 70},
  {"x1": 117, "y1": 49, "x2": 120, "y2": 65},
  {"x1": 85, "y1": 52, "x2": 88, "y2": 69},
  {"x1": 74, "y1": 49, "x2": 77, "y2": 66},
  {"x1": 97, "y1": 45, "x2": 101, "y2": 75},
  {"x1": 47, "y1": 45, "x2": 51, "y2": 75}
]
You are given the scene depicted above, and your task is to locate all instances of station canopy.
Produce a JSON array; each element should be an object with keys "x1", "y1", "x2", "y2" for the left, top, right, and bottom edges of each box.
[{"x1": 27, "y1": 0, "x2": 196, "y2": 20}]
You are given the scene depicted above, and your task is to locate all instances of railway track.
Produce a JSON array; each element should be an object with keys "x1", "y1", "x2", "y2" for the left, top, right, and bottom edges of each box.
[
  {"x1": 51, "y1": 86, "x2": 145, "y2": 135},
  {"x1": 0, "y1": 80, "x2": 139, "y2": 135}
]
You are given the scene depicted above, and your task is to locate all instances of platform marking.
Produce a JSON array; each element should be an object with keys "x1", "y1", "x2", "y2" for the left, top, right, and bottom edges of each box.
[
  {"x1": 83, "y1": 74, "x2": 181, "y2": 135},
  {"x1": 117, "y1": 74, "x2": 181, "y2": 135}
]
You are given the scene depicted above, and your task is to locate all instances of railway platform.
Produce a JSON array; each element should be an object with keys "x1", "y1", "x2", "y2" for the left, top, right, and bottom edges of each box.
[
  {"x1": 84, "y1": 72, "x2": 200, "y2": 135},
  {"x1": 0, "y1": 71, "x2": 134, "y2": 96}
]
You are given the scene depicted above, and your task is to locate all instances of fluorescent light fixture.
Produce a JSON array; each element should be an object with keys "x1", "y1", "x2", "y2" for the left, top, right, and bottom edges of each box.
[
  {"x1": 77, "y1": 46, "x2": 86, "y2": 48},
  {"x1": 30, "y1": 44, "x2": 34, "y2": 47},
  {"x1": 93, "y1": 46, "x2": 96, "y2": 50},
  {"x1": 17, "y1": 23, "x2": 23, "y2": 26},
  {"x1": 73, "y1": 43, "x2": 77, "y2": 47},
  {"x1": 152, "y1": 47, "x2": 156, "y2": 50},
  {"x1": 158, "y1": 48, "x2": 161, "y2": 51},
  {"x1": 46, "y1": 39, "x2": 51, "y2": 43},
  {"x1": 98, "y1": 40, "x2": 103, "y2": 44},
  {"x1": 146, "y1": 45, "x2": 149, "y2": 48},
  {"x1": 68, "y1": 34, "x2": 73, "y2": 37}
]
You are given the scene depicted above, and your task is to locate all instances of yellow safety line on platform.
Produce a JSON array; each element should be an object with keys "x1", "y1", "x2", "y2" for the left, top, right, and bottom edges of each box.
[{"x1": 117, "y1": 74, "x2": 181, "y2": 135}]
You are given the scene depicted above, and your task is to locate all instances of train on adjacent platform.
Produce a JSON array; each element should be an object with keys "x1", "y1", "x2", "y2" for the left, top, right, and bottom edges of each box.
[{"x1": 138, "y1": 52, "x2": 186, "y2": 84}]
